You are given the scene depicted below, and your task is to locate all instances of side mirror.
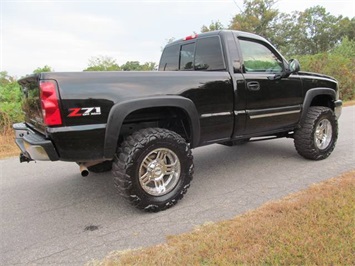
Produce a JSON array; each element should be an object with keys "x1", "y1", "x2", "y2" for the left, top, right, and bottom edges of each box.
[
  {"x1": 268, "y1": 59, "x2": 301, "y2": 81},
  {"x1": 288, "y1": 59, "x2": 300, "y2": 73}
]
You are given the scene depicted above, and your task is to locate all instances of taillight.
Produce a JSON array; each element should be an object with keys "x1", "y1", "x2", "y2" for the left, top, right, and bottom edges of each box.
[{"x1": 40, "y1": 81, "x2": 62, "y2": 126}]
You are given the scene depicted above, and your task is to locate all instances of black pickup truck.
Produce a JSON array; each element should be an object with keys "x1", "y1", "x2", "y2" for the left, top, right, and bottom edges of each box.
[{"x1": 14, "y1": 30, "x2": 342, "y2": 212}]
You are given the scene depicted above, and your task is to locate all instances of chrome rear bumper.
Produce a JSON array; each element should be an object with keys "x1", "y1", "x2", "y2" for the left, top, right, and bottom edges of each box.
[{"x1": 13, "y1": 123, "x2": 59, "y2": 161}]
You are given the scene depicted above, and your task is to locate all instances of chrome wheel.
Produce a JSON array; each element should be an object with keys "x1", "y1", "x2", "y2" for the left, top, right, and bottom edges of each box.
[
  {"x1": 112, "y1": 128, "x2": 193, "y2": 212},
  {"x1": 139, "y1": 148, "x2": 181, "y2": 196},
  {"x1": 314, "y1": 118, "x2": 332, "y2": 150},
  {"x1": 294, "y1": 107, "x2": 337, "y2": 160}
]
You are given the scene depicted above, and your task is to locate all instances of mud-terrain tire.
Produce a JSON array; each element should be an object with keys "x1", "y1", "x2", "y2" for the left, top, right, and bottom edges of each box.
[
  {"x1": 88, "y1": 161, "x2": 112, "y2": 173},
  {"x1": 112, "y1": 128, "x2": 193, "y2": 212},
  {"x1": 294, "y1": 106, "x2": 338, "y2": 160}
]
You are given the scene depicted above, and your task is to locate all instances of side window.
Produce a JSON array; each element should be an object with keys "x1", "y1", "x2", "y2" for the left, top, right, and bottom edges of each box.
[
  {"x1": 195, "y1": 37, "x2": 225, "y2": 71},
  {"x1": 180, "y1": 43, "x2": 195, "y2": 70},
  {"x1": 159, "y1": 36, "x2": 226, "y2": 71},
  {"x1": 159, "y1": 44, "x2": 180, "y2": 71},
  {"x1": 239, "y1": 39, "x2": 283, "y2": 73}
]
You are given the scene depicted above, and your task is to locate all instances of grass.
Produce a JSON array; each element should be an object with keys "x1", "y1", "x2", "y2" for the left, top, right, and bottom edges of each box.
[
  {"x1": 0, "y1": 129, "x2": 19, "y2": 159},
  {"x1": 94, "y1": 170, "x2": 355, "y2": 266},
  {"x1": 343, "y1": 100, "x2": 355, "y2": 107}
]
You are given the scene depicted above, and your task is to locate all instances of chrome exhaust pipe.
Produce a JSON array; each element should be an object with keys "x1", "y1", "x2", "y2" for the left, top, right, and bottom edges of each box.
[
  {"x1": 79, "y1": 164, "x2": 89, "y2": 177},
  {"x1": 78, "y1": 160, "x2": 106, "y2": 176}
]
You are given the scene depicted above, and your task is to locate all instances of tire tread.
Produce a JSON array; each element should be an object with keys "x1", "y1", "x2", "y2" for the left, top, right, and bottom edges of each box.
[
  {"x1": 294, "y1": 106, "x2": 338, "y2": 160},
  {"x1": 112, "y1": 128, "x2": 193, "y2": 212}
]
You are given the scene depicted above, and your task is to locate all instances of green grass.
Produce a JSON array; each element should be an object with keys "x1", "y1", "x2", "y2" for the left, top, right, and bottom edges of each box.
[{"x1": 94, "y1": 170, "x2": 355, "y2": 266}]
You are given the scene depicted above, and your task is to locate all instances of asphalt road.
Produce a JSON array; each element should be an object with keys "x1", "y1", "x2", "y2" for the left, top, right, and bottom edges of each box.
[{"x1": 1, "y1": 106, "x2": 354, "y2": 265}]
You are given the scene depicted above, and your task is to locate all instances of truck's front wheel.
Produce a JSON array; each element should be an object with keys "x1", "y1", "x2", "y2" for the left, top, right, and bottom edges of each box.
[
  {"x1": 294, "y1": 106, "x2": 338, "y2": 160},
  {"x1": 112, "y1": 128, "x2": 193, "y2": 212}
]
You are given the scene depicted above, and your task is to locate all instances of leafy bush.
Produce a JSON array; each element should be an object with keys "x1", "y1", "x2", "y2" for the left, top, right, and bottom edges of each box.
[
  {"x1": 0, "y1": 74, "x2": 23, "y2": 131},
  {"x1": 297, "y1": 39, "x2": 355, "y2": 101}
]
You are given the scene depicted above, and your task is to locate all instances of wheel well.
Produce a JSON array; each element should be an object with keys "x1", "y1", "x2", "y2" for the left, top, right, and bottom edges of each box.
[
  {"x1": 120, "y1": 107, "x2": 192, "y2": 143},
  {"x1": 310, "y1": 95, "x2": 334, "y2": 110}
]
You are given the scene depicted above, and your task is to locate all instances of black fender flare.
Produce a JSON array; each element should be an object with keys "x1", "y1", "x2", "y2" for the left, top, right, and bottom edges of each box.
[
  {"x1": 300, "y1": 88, "x2": 336, "y2": 123},
  {"x1": 104, "y1": 96, "x2": 200, "y2": 158}
]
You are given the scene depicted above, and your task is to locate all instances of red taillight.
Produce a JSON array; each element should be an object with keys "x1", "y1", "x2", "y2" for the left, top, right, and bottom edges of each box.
[
  {"x1": 40, "y1": 81, "x2": 62, "y2": 126},
  {"x1": 184, "y1": 33, "x2": 198, "y2": 41}
]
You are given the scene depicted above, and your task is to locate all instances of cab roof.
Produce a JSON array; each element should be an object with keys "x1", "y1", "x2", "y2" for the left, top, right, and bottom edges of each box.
[{"x1": 165, "y1": 30, "x2": 268, "y2": 48}]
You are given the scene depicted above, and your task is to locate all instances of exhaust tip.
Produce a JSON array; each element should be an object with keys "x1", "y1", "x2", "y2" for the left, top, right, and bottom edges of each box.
[
  {"x1": 81, "y1": 169, "x2": 89, "y2": 177},
  {"x1": 79, "y1": 164, "x2": 89, "y2": 177}
]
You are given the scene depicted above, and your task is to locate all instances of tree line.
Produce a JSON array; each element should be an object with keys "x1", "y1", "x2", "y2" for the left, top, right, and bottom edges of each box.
[
  {"x1": 201, "y1": 0, "x2": 354, "y2": 101},
  {"x1": 202, "y1": 0, "x2": 354, "y2": 56},
  {"x1": 84, "y1": 56, "x2": 156, "y2": 71}
]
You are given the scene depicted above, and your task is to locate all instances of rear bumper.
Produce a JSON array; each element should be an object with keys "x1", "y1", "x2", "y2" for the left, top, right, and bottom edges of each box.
[{"x1": 13, "y1": 123, "x2": 59, "y2": 161}]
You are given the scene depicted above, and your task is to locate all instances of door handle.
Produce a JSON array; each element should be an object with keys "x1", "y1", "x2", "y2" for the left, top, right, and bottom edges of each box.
[{"x1": 247, "y1": 81, "x2": 260, "y2": 91}]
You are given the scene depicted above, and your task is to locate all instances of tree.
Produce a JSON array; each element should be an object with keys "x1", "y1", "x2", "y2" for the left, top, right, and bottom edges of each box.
[
  {"x1": 84, "y1": 56, "x2": 121, "y2": 71},
  {"x1": 226, "y1": 1, "x2": 354, "y2": 56},
  {"x1": 0, "y1": 71, "x2": 15, "y2": 86},
  {"x1": 229, "y1": 0, "x2": 279, "y2": 42},
  {"x1": 140, "y1": 62, "x2": 157, "y2": 71},
  {"x1": 84, "y1": 57, "x2": 157, "y2": 72},
  {"x1": 120, "y1": 61, "x2": 141, "y2": 71},
  {"x1": 272, "y1": 8, "x2": 355, "y2": 57},
  {"x1": 201, "y1": 20, "x2": 224, "y2": 33},
  {"x1": 337, "y1": 17, "x2": 355, "y2": 41},
  {"x1": 33, "y1": 65, "x2": 53, "y2": 74},
  {"x1": 121, "y1": 61, "x2": 156, "y2": 71},
  {"x1": 291, "y1": 6, "x2": 342, "y2": 55},
  {"x1": 332, "y1": 37, "x2": 355, "y2": 58}
]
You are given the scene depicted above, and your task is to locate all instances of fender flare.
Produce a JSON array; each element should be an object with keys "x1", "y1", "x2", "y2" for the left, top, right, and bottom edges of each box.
[
  {"x1": 104, "y1": 96, "x2": 200, "y2": 158},
  {"x1": 300, "y1": 88, "x2": 336, "y2": 122}
]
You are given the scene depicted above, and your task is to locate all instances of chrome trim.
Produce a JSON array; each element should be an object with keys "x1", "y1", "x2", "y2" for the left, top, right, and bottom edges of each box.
[
  {"x1": 249, "y1": 110, "x2": 300, "y2": 119},
  {"x1": 234, "y1": 110, "x2": 247, "y2": 115},
  {"x1": 13, "y1": 122, "x2": 59, "y2": 161},
  {"x1": 23, "y1": 143, "x2": 51, "y2": 161},
  {"x1": 314, "y1": 118, "x2": 332, "y2": 150},
  {"x1": 47, "y1": 124, "x2": 106, "y2": 133},
  {"x1": 139, "y1": 148, "x2": 181, "y2": 196},
  {"x1": 201, "y1": 112, "x2": 232, "y2": 118}
]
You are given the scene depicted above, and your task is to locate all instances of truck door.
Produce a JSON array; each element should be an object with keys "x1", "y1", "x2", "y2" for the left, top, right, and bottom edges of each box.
[{"x1": 236, "y1": 37, "x2": 303, "y2": 136}]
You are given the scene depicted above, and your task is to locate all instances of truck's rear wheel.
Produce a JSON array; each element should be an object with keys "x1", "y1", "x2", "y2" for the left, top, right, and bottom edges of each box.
[
  {"x1": 294, "y1": 106, "x2": 338, "y2": 160},
  {"x1": 112, "y1": 128, "x2": 193, "y2": 212}
]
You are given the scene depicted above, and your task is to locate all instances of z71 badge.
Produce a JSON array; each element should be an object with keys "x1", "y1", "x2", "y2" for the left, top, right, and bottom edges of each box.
[{"x1": 68, "y1": 107, "x2": 101, "y2": 117}]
